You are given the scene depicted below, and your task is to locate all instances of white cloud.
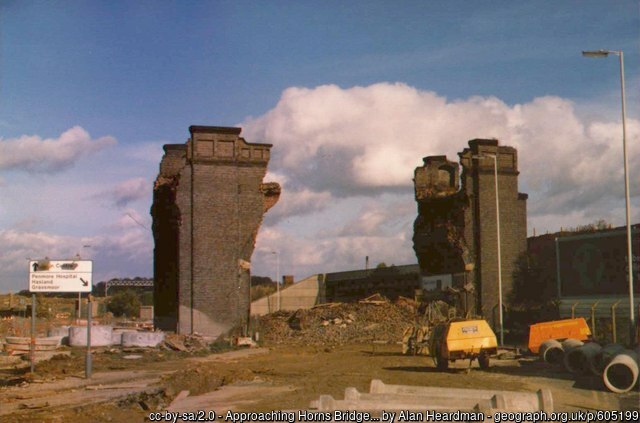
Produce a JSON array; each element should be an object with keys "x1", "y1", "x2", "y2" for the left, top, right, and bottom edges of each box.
[
  {"x1": 246, "y1": 83, "x2": 639, "y2": 279},
  {"x1": 0, "y1": 126, "x2": 116, "y2": 173},
  {"x1": 99, "y1": 177, "x2": 150, "y2": 208},
  {"x1": 254, "y1": 223, "x2": 415, "y2": 279},
  {"x1": 2, "y1": 84, "x2": 638, "y2": 290},
  {"x1": 0, "y1": 226, "x2": 152, "y2": 293},
  {"x1": 243, "y1": 83, "x2": 639, "y2": 221}
]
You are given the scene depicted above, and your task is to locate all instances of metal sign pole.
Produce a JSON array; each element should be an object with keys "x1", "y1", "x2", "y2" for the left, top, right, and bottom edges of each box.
[
  {"x1": 86, "y1": 295, "x2": 92, "y2": 378},
  {"x1": 30, "y1": 293, "x2": 36, "y2": 373}
]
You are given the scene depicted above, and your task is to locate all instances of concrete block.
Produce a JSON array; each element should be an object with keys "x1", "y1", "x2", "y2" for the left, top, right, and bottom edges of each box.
[
  {"x1": 121, "y1": 331, "x2": 165, "y2": 348},
  {"x1": 369, "y1": 380, "x2": 553, "y2": 412},
  {"x1": 69, "y1": 325, "x2": 113, "y2": 347}
]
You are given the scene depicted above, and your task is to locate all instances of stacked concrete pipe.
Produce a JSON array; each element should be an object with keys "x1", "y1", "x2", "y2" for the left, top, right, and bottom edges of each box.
[
  {"x1": 539, "y1": 339, "x2": 564, "y2": 364},
  {"x1": 564, "y1": 342, "x2": 602, "y2": 375},
  {"x1": 560, "y1": 338, "x2": 584, "y2": 372},
  {"x1": 590, "y1": 344, "x2": 626, "y2": 376},
  {"x1": 603, "y1": 349, "x2": 639, "y2": 393}
]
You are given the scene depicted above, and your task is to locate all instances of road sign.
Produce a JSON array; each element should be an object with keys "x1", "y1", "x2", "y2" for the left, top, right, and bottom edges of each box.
[{"x1": 29, "y1": 260, "x2": 93, "y2": 293}]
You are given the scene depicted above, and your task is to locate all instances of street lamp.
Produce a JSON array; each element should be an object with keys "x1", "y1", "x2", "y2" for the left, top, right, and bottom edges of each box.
[
  {"x1": 582, "y1": 49, "x2": 635, "y2": 342},
  {"x1": 271, "y1": 251, "x2": 280, "y2": 311},
  {"x1": 472, "y1": 153, "x2": 504, "y2": 346}
]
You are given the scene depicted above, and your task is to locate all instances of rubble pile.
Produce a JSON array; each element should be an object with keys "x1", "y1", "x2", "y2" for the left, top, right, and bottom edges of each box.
[
  {"x1": 257, "y1": 297, "x2": 418, "y2": 346},
  {"x1": 161, "y1": 333, "x2": 211, "y2": 352}
]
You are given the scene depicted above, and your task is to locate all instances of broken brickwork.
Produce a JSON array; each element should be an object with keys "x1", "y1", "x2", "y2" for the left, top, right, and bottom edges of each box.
[
  {"x1": 413, "y1": 139, "x2": 527, "y2": 323},
  {"x1": 151, "y1": 126, "x2": 280, "y2": 337}
]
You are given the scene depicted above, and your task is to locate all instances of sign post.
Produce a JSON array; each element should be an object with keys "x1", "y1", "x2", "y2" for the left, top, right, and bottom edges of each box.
[
  {"x1": 28, "y1": 259, "x2": 93, "y2": 377},
  {"x1": 86, "y1": 295, "x2": 92, "y2": 378},
  {"x1": 30, "y1": 294, "x2": 36, "y2": 373}
]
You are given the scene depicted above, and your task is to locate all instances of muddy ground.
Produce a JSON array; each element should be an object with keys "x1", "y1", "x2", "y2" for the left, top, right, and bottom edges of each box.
[{"x1": 1, "y1": 342, "x2": 638, "y2": 423}]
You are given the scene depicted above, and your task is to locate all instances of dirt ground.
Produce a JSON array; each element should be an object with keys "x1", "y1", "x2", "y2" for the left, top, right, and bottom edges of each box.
[{"x1": 1, "y1": 342, "x2": 638, "y2": 423}]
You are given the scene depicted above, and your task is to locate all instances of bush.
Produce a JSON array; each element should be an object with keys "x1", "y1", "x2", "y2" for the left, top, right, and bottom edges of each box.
[
  {"x1": 107, "y1": 289, "x2": 141, "y2": 318},
  {"x1": 140, "y1": 291, "x2": 154, "y2": 306}
]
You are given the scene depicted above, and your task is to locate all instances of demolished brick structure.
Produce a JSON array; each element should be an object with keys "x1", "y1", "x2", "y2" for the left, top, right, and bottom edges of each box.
[
  {"x1": 413, "y1": 139, "x2": 527, "y2": 323},
  {"x1": 151, "y1": 126, "x2": 280, "y2": 336}
]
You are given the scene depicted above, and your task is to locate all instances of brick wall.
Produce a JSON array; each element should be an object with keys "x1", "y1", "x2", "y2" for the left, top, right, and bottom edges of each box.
[
  {"x1": 413, "y1": 139, "x2": 527, "y2": 324},
  {"x1": 152, "y1": 126, "x2": 280, "y2": 337}
]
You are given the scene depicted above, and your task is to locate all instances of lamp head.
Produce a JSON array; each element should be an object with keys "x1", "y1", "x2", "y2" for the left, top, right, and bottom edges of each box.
[{"x1": 582, "y1": 50, "x2": 610, "y2": 58}]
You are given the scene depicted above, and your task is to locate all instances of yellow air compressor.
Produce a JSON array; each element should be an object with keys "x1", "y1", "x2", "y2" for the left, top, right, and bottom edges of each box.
[{"x1": 429, "y1": 319, "x2": 498, "y2": 370}]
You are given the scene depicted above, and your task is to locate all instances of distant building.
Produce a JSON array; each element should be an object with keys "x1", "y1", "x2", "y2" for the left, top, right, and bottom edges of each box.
[
  {"x1": 324, "y1": 264, "x2": 421, "y2": 302},
  {"x1": 528, "y1": 224, "x2": 639, "y2": 319}
]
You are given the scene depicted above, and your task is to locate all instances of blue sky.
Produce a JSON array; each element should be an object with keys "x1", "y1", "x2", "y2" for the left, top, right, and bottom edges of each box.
[{"x1": 0, "y1": 1, "x2": 638, "y2": 292}]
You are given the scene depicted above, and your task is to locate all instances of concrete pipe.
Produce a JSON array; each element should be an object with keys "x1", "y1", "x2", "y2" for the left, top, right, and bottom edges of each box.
[
  {"x1": 590, "y1": 344, "x2": 626, "y2": 376},
  {"x1": 111, "y1": 329, "x2": 138, "y2": 346},
  {"x1": 564, "y1": 342, "x2": 602, "y2": 375},
  {"x1": 603, "y1": 350, "x2": 639, "y2": 394},
  {"x1": 69, "y1": 325, "x2": 113, "y2": 347},
  {"x1": 47, "y1": 326, "x2": 70, "y2": 345},
  {"x1": 368, "y1": 380, "x2": 553, "y2": 412},
  {"x1": 539, "y1": 339, "x2": 564, "y2": 364}
]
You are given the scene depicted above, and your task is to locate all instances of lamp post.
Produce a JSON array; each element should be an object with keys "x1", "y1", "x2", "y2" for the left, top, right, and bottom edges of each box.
[
  {"x1": 582, "y1": 49, "x2": 635, "y2": 342},
  {"x1": 472, "y1": 153, "x2": 504, "y2": 346},
  {"x1": 271, "y1": 251, "x2": 280, "y2": 311}
]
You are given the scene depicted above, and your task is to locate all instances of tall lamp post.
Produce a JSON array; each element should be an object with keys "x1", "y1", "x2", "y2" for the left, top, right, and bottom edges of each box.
[
  {"x1": 472, "y1": 153, "x2": 504, "y2": 346},
  {"x1": 271, "y1": 251, "x2": 280, "y2": 311},
  {"x1": 582, "y1": 49, "x2": 635, "y2": 342}
]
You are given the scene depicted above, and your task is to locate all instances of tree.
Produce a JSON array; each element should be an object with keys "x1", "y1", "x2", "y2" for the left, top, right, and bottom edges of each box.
[{"x1": 107, "y1": 289, "x2": 141, "y2": 318}]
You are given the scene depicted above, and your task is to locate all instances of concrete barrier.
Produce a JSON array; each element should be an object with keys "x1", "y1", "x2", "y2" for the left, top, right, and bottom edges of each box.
[
  {"x1": 339, "y1": 387, "x2": 493, "y2": 411},
  {"x1": 603, "y1": 350, "x2": 639, "y2": 394},
  {"x1": 310, "y1": 394, "x2": 491, "y2": 411},
  {"x1": 539, "y1": 339, "x2": 564, "y2": 364},
  {"x1": 368, "y1": 380, "x2": 553, "y2": 412},
  {"x1": 564, "y1": 342, "x2": 601, "y2": 374},
  {"x1": 69, "y1": 325, "x2": 113, "y2": 347},
  {"x1": 121, "y1": 331, "x2": 165, "y2": 348},
  {"x1": 47, "y1": 326, "x2": 70, "y2": 345}
]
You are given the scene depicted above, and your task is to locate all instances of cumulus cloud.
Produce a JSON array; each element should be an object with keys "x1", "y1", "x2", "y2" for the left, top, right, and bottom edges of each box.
[
  {"x1": 0, "y1": 126, "x2": 116, "y2": 173},
  {"x1": 0, "y1": 226, "x2": 152, "y2": 292},
  {"x1": 336, "y1": 198, "x2": 416, "y2": 237},
  {"x1": 245, "y1": 83, "x2": 639, "y2": 280},
  {"x1": 100, "y1": 177, "x2": 150, "y2": 208},
  {"x1": 254, "y1": 223, "x2": 415, "y2": 279},
  {"x1": 243, "y1": 83, "x2": 639, "y2": 220}
]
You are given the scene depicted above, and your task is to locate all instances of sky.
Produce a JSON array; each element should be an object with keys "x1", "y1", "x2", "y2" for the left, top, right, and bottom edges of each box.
[{"x1": 0, "y1": 1, "x2": 639, "y2": 293}]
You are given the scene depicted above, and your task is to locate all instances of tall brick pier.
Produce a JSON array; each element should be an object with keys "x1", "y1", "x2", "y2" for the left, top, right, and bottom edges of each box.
[
  {"x1": 413, "y1": 139, "x2": 527, "y2": 323},
  {"x1": 151, "y1": 126, "x2": 280, "y2": 337}
]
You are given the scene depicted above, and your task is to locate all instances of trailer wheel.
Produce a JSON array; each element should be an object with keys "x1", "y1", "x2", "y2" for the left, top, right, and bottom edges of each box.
[
  {"x1": 435, "y1": 350, "x2": 449, "y2": 370},
  {"x1": 478, "y1": 352, "x2": 490, "y2": 369}
]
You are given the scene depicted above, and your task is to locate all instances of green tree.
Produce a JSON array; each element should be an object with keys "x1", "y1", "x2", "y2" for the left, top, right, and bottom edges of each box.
[{"x1": 107, "y1": 289, "x2": 141, "y2": 318}]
